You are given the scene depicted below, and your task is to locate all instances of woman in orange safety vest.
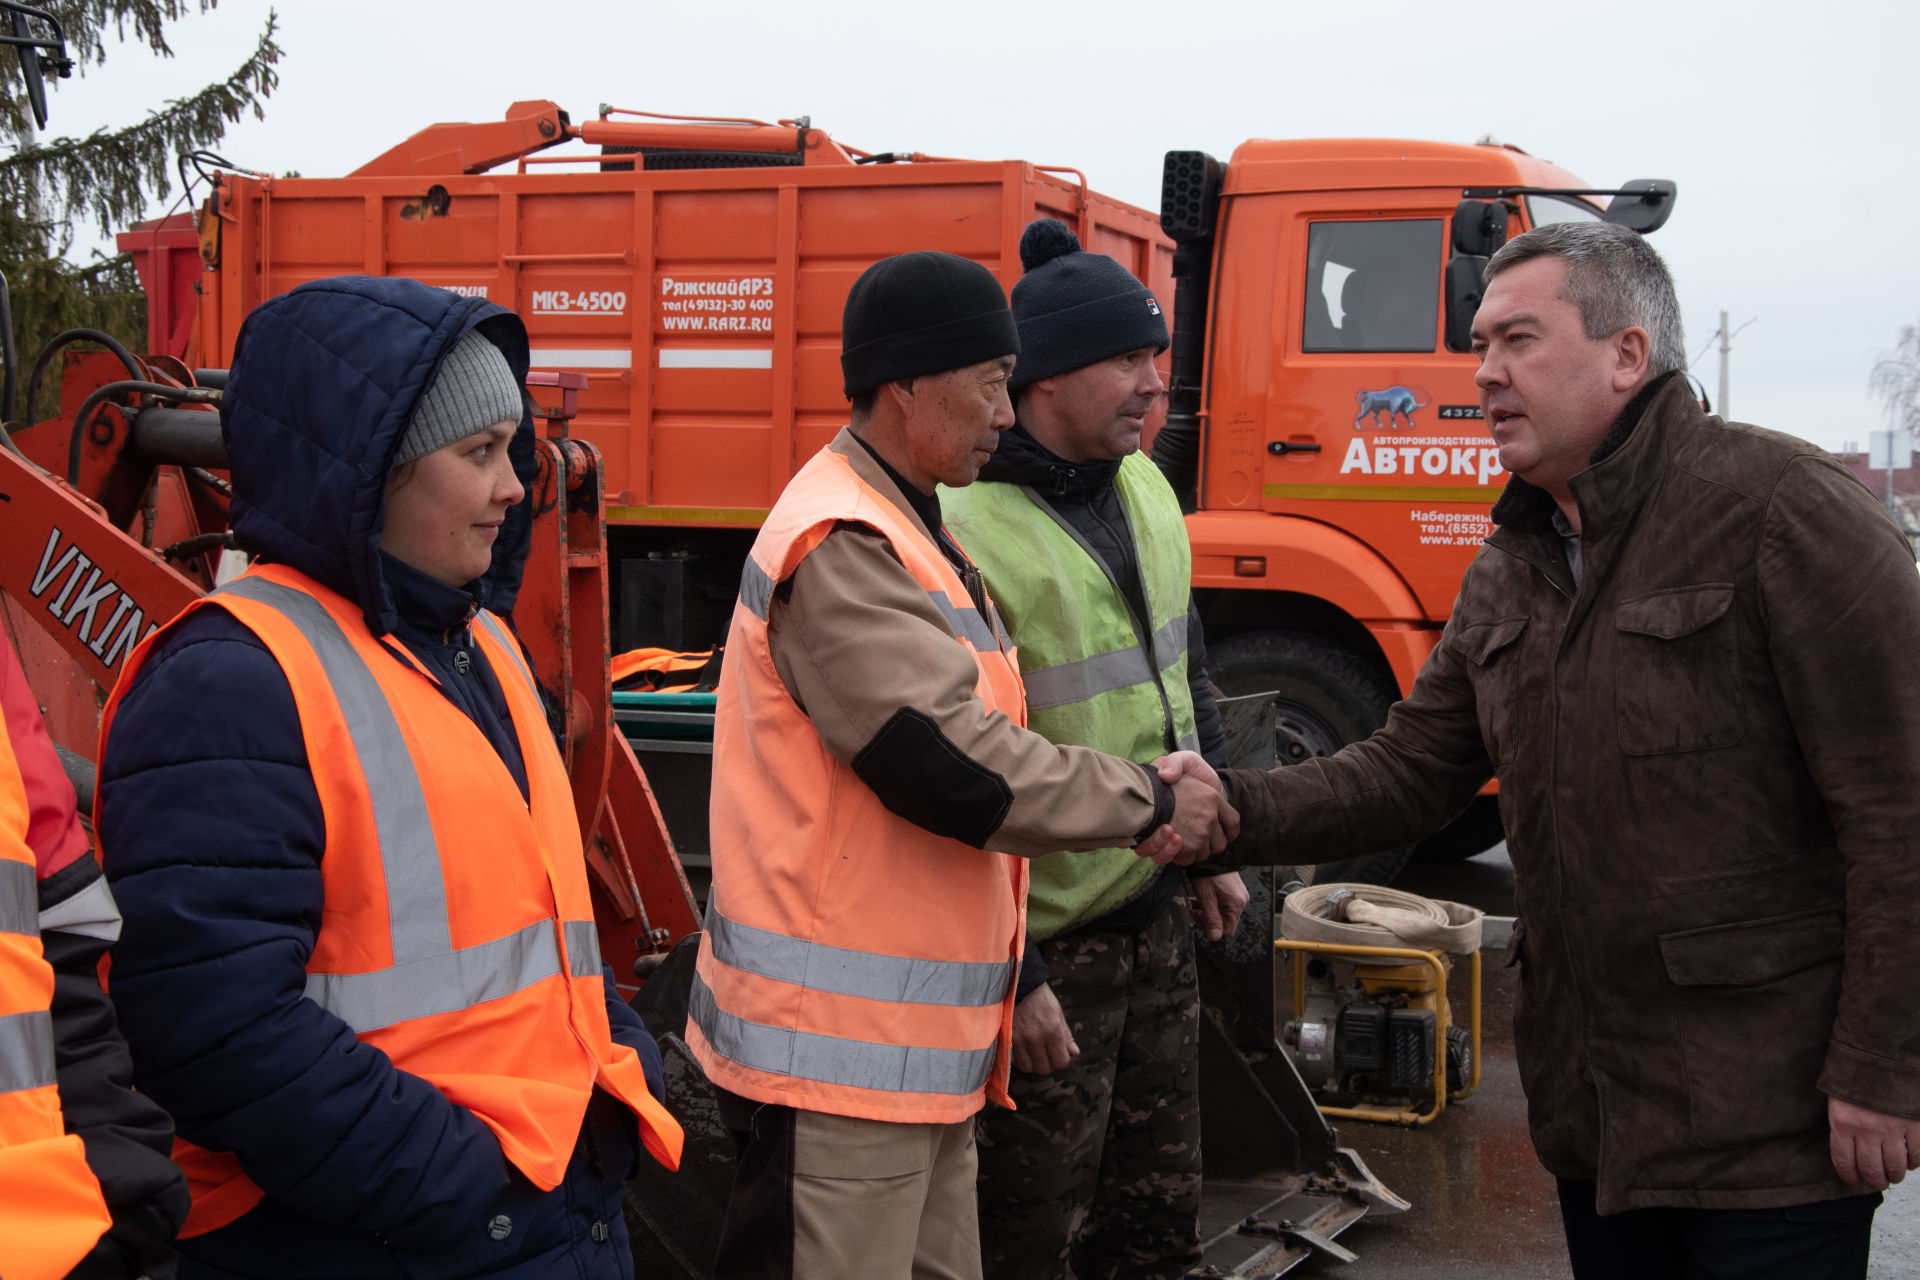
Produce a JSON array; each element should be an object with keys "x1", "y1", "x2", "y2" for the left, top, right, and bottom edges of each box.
[{"x1": 95, "y1": 277, "x2": 680, "y2": 1280}]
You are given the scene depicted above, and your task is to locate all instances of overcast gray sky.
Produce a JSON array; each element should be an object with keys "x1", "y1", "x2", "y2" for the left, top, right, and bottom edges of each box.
[{"x1": 42, "y1": 0, "x2": 1917, "y2": 455}]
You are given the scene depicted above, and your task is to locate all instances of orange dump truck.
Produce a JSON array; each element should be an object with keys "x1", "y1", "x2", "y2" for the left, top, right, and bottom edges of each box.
[{"x1": 120, "y1": 102, "x2": 1674, "y2": 877}]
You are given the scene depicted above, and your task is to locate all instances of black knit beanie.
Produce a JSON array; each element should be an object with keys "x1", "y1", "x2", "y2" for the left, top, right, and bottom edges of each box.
[
  {"x1": 1009, "y1": 220, "x2": 1168, "y2": 393},
  {"x1": 840, "y1": 251, "x2": 1020, "y2": 398}
]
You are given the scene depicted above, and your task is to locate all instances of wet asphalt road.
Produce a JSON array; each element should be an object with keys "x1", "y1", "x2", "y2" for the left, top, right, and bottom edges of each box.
[{"x1": 1284, "y1": 845, "x2": 1916, "y2": 1279}]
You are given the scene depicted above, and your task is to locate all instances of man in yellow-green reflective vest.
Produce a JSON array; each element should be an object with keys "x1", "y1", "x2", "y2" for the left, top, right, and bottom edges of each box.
[{"x1": 945, "y1": 220, "x2": 1249, "y2": 1280}]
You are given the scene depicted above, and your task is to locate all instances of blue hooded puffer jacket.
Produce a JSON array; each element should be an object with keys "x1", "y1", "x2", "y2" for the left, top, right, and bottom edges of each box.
[{"x1": 98, "y1": 277, "x2": 666, "y2": 1280}]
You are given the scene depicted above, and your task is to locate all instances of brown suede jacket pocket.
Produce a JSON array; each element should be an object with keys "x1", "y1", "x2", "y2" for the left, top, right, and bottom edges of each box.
[
  {"x1": 1659, "y1": 908, "x2": 1844, "y2": 1150},
  {"x1": 1614, "y1": 584, "x2": 1745, "y2": 756},
  {"x1": 1660, "y1": 908, "x2": 1843, "y2": 986},
  {"x1": 1461, "y1": 615, "x2": 1529, "y2": 765}
]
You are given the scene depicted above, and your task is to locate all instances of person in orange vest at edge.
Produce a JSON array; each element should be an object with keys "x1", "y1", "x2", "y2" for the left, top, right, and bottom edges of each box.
[
  {"x1": 93, "y1": 277, "x2": 684, "y2": 1280},
  {"x1": 690, "y1": 250, "x2": 1237, "y2": 1280},
  {"x1": 0, "y1": 627, "x2": 189, "y2": 1280}
]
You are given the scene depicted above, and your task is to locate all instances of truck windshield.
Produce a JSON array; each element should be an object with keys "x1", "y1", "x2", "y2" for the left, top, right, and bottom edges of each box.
[{"x1": 1526, "y1": 195, "x2": 1603, "y2": 227}]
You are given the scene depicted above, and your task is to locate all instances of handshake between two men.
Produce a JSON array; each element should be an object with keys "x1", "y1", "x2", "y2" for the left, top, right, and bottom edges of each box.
[{"x1": 1134, "y1": 750, "x2": 1236, "y2": 867}]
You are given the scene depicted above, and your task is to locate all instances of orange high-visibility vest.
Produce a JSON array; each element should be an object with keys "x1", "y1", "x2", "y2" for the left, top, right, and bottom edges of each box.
[
  {"x1": 0, "y1": 706, "x2": 112, "y2": 1278},
  {"x1": 100, "y1": 564, "x2": 683, "y2": 1237},
  {"x1": 611, "y1": 647, "x2": 719, "y2": 693},
  {"x1": 687, "y1": 445, "x2": 1031, "y2": 1125}
]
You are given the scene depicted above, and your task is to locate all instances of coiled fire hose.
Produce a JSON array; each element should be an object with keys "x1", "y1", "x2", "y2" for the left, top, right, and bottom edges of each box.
[{"x1": 1279, "y1": 883, "x2": 1483, "y2": 955}]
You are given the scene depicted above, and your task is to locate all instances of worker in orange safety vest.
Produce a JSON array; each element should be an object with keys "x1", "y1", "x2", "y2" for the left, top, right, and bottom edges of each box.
[
  {"x1": 0, "y1": 693, "x2": 113, "y2": 1280},
  {"x1": 692, "y1": 251, "x2": 1237, "y2": 1279},
  {"x1": 95, "y1": 277, "x2": 681, "y2": 1279},
  {"x1": 0, "y1": 624, "x2": 188, "y2": 1280}
]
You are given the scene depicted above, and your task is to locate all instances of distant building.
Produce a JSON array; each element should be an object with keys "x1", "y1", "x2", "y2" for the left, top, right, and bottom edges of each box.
[
  {"x1": 1833, "y1": 448, "x2": 1920, "y2": 503},
  {"x1": 1832, "y1": 447, "x2": 1920, "y2": 556}
]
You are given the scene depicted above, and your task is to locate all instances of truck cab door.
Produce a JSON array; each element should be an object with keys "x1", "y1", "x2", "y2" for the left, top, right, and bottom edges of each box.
[{"x1": 1259, "y1": 196, "x2": 1504, "y2": 620}]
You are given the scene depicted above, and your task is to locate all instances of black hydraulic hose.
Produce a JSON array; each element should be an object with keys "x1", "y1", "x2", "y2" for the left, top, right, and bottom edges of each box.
[
  {"x1": 160, "y1": 530, "x2": 233, "y2": 562},
  {"x1": 184, "y1": 465, "x2": 232, "y2": 498},
  {"x1": 0, "y1": 268, "x2": 36, "y2": 465},
  {"x1": 25, "y1": 328, "x2": 143, "y2": 429},
  {"x1": 0, "y1": 266, "x2": 16, "y2": 426},
  {"x1": 66, "y1": 381, "x2": 220, "y2": 484},
  {"x1": 0, "y1": 270, "x2": 33, "y2": 466}
]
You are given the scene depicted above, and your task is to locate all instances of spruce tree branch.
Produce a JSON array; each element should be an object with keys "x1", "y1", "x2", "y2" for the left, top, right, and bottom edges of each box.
[
  {"x1": 0, "y1": 9, "x2": 277, "y2": 235},
  {"x1": 0, "y1": 2, "x2": 215, "y2": 137},
  {"x1": 68, "y1": 248, "x2": 132, "y2": 283},
  {"x1": 42, "y1": 2, "x2": 213, "y2": 69}
]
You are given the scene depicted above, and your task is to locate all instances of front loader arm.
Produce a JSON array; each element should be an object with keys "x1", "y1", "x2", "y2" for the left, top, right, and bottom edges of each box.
[{"x1": 0, "y1": 445, "x2": 203, "y2": 704}]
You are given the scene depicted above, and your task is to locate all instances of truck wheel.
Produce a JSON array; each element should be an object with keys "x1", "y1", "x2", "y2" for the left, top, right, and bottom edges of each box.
[
  {"x1": 1206, "y1": 630, "x2": 1412, "y2": 885},
  {"x1": 1412, "y1": 795, "x2": 1505, "y2": 864}
]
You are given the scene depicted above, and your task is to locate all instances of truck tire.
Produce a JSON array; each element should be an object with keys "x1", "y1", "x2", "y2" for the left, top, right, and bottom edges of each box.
[
  {"x1": 1206, "y1": 630, "x2": 1413, "y2": 885},
  {"x1": 1412, "y1": 794, "x2": 1505, "y2": 864}
]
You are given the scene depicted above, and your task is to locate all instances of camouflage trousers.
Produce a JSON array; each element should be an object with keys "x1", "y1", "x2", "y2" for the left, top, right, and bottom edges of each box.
[{"x1": 975, "y1": 889, "x2": 1202, "y2": 1280}]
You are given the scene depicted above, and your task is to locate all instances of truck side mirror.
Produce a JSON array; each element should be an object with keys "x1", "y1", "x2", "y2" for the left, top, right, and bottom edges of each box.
[
  {"x1": 1444, "y1": 255, "x2": 1489, "y2": 354},
  {"x1": 1443, "y1": 200, "x2": 1504, "y2": 354},
  {"x1": 1600, "y1": 179, "x2": 1678, "y2": 234},
  {"x1": 1161, "y1": 151, "x2": 1225, "y2": 243},
  {"x1": 1450, "y1": 199, "x2": 1508, "y2": 257}
]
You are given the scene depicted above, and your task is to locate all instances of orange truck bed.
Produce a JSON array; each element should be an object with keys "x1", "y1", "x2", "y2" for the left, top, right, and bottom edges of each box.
[{"x1": 152, "y1": 101, "x2": 1172, "y2": 529}]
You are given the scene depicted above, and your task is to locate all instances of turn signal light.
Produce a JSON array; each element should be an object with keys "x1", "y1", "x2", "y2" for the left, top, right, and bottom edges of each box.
[{"x1": 1234, "y1": 557, "x2": 1266, "y2": 577}]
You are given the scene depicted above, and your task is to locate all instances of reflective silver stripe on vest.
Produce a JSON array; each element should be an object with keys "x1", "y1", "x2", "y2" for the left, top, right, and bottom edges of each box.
[
  {"x1": 218, "y1": 577, "x2": 453, "y2": 964},
  {"x1": 1146, "y1": 613, "x2": 1187, "y2": 684},
  {"x1": 216, "y1": 577, "x2": 571, "y2": 1034},
  {"x1": 564, "y1": 919, "x2": 604, "y2": 979},
  {"x1": 1020, "y1": 644, "x2": 1155, "y2": 711},
  {"x1": 0, "y1": 860, "x2": 36, "y2": 937},
  {"x1": 473, "y1": 612, "x2": 536, "y2": 698},
  {"x1": 928, "y1": 592, "x2": 998, "y2": 651},
  {"x1": 740, "y1": 559, "x2": 776, "y2": 622},
  {"x1": 0, "y1": 869, "x2": 51, "y2": 1096},
  {"x1": 739, "y1": 555, "x2": 993, "y2": 654},
  {"x1": 0, "y1": 1008, "x2": 55, "y2": 1096},
  {"x1": 472, "y1": 619, "x2": 602, "y2": 985},
  {"x1": 305, "y1": 918, "x2": 565, "y2": 1033},
  {"x1": 471, "y1": 619, "x2": 600, "y2": 984},
  {"x1": 705, "y1": 894, "x2": 1014, "y2": 1008},
  {"x1": 689, "y1": 970, "x2": 996, "y2": 1097},
  {"x1": 1018, "y1": 613, "x2": 1189, "y2": 711}
]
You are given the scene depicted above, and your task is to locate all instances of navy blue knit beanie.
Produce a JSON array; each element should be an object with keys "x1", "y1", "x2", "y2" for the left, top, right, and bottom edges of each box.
[{"x1": 1009, "y1": 220, "x2": 1168, "y2": 393}]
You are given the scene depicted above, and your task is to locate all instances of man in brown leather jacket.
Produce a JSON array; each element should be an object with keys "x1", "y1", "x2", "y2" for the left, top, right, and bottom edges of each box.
[{"x1": 1159, "y1": 222, "x2": 1920, "y2": 1279}]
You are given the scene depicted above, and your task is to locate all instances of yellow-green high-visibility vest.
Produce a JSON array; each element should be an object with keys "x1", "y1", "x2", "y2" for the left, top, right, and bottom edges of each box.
[{"x1": 944, "y1": 451, "x2": 1198, "y2": 941}]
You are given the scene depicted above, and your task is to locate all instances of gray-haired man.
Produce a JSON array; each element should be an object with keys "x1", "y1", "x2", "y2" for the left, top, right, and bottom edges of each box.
[{"x1": 1161, "y1": 221, "x2": 1920, "y2": 1279}]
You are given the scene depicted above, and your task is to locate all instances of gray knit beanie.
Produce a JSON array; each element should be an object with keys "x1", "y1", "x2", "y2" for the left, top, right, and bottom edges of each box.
[{"x1": 395, "y1": 329, "x2": 524, "y2": 465}]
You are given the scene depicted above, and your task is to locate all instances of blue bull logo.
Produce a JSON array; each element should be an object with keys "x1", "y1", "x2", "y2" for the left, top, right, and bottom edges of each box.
[{"x1": 1354, "y1": 385, "x2": 1428, "y2": 430}]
